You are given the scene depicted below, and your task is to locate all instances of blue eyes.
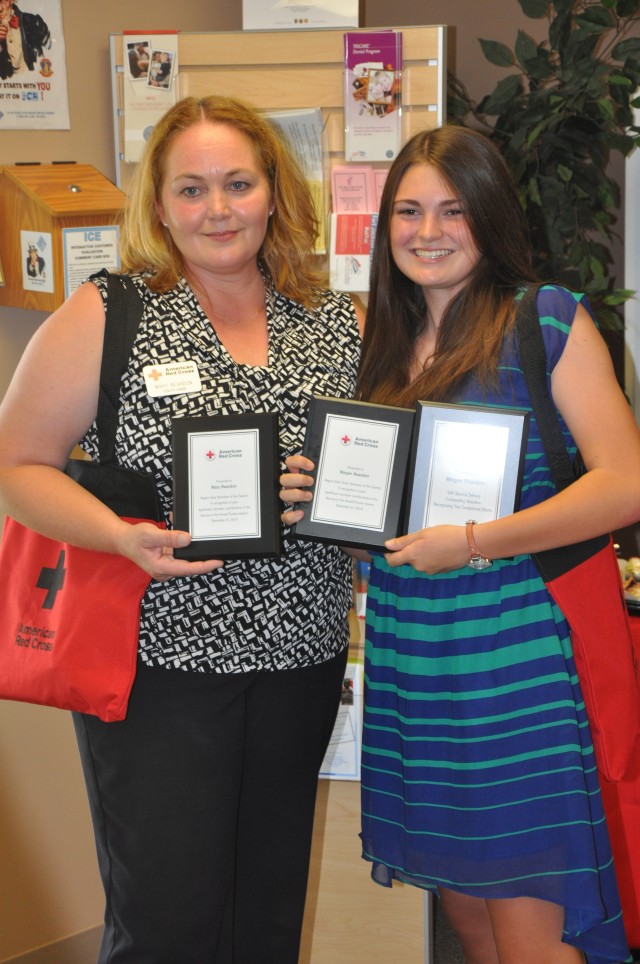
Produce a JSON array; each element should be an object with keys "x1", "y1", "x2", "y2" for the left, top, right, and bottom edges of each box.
[{"x1": 180, "y1": 181, "x2": 250, "y2": 198}]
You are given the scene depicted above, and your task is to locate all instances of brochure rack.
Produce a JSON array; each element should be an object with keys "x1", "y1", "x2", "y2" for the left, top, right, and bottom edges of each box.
[{"x1": 109, "y1": 25, "x2": 447, "y2": 194}]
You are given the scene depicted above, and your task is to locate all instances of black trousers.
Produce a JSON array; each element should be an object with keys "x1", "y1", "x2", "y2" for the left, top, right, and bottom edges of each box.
[{"x1": 73, "y1": 648, "x2": 347, "y2": 964}]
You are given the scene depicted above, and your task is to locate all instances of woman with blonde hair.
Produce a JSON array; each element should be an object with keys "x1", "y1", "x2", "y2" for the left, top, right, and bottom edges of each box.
[{"x1": 0, "y1": 95, "x2": 363, "y2": 963}]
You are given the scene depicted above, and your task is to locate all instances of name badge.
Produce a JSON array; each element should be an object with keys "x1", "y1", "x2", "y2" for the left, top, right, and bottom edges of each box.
[{"x1": 143, "y1": 361, "x2": 202, "y2": 397}]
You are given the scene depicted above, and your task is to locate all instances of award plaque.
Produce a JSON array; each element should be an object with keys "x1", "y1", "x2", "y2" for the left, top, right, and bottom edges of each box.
[
  {"x1": 293, "y1": 397, "x2": 415, "y2": 550},
  {"x1": 405, "y1": 401, "x2": 529, "y2": 533},
  {"x1": 172, "y1": 413, "x2": 281, "y2": 560}
]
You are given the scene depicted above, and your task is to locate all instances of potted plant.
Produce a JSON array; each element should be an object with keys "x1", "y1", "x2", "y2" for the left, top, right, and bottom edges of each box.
[{"x1": 448, "y1": 0, "x2": 640, "y2": 331}]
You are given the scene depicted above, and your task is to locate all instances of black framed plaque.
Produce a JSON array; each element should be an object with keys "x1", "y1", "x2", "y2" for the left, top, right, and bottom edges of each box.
[
  {"x1": 293, "y1": 397, "x2": 415, "y2": 550},
  {"x1": 172, "y1": 413, "x2": 281, "y2": 560},
  {"x1": 405, "y1": 401, "x2": 529, "y2": 533}
]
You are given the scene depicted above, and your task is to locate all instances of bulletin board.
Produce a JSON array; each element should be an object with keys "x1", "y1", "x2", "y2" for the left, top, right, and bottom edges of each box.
[{"x1": 109, "y1": 25, "x2": 447, "y2": 194}]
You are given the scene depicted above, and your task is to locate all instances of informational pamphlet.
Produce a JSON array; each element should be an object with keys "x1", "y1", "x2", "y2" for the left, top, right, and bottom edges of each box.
[
  {"x1": 243, "y1": 0, "x2": 358, "y2": 30},
  {"x1": 62, "y1": 225, "x2": 120, "y2": 298},
  {"x1": 344, "y1": 30, "x2": 403, "y2": 162},
  {"x1": 267, "y1": 107, "x2": 327, "y2": 253},
  {"x1": 329, "y1": 211, "x2": 378, "y2": 292},
  {"x1": 319, "y1": 662, "x2": 363, "y2": 780},
  {"x1": 331, "y1": 165, "x2": 375, "y2": 214}
]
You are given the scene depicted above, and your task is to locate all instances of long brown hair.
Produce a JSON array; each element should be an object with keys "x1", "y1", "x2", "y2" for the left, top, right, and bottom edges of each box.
[
  {"x1": 356, "y1": 125, "x2": 537, "y2": 405},
  {"x1": 119, "y1": 95, "x2": 323, "y2": 307}
]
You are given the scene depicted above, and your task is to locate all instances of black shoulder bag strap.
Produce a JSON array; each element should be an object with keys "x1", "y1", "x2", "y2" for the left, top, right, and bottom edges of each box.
[
  {"x1": 94, "y1": 270, "x2": 144, "y2": 466},
  {"x1": 514, "y1": 286, "x2": 608, "y2": 581},
  {"x1": 65, "y1": 270, "x2": 162, "y2": 521}
]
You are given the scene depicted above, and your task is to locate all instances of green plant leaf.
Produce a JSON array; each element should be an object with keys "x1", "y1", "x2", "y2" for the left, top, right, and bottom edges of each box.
[
  {"x1": 616, "y1": 0, "x2": 640, "y2": 18},
  {"x1": 477, "y1": 75, "x2": 523, "y2": 115},
  {"x1": 515, "y1": 29, "x2": 540, "y2": 68},
  {"x1": 575, "y1": 7, "x2": 615, "y2": 30},
  {"x1": 525, "y1": 118, "x2": 551, "y2": 147},
  {"x1": 612, "y1": 38, "x2": 640, "y2": 61},
  {"x1": 590, "y1": 255, "x2": 606, "y2": 280},
  {"x1": 518, "y1": 0, "x2": 550, "y2": 16},
  {"x1": 552, "y1": 0, "x2": 575, "y2": 15},
  {"x1": 527, "y1": 177, "x2": 543, "y2": 205},
  {"x1": 550, "y1": 3, "x2": 573, "y2": 50},
  {"x1": 450, "y1": 0, "x2": 640, "y2": 330},
  {"x1": 479, "y1": 38, "x2": 516, "y2": 67},
  {"x1": 593, "y1": 304, "x2": 624, "y2": 330},
  {"x1": 527, "y1": 51, "x2": 557, "y2": 81},
  {"x1": 603, "y1": 289, "x2": 636, "y2": 306},
  {"x1": 597, "y1": 97, "x2": 616, "y2": 121}
]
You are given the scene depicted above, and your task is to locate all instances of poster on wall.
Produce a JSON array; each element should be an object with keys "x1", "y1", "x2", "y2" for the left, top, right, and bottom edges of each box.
[{"x1": 0, "y1": 0, "x2": 70, "y2": 130}]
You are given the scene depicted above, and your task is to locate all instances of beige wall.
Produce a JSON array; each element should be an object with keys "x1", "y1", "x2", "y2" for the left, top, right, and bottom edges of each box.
[{"x1": 0, "y1": 1, "x2": 633, "y2": 959}]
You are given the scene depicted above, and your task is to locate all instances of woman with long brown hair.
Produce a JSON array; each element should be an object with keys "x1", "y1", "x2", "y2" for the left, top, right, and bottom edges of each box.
[{"x1": 283, "y1": 125, "x2": 640, "y2": 963}]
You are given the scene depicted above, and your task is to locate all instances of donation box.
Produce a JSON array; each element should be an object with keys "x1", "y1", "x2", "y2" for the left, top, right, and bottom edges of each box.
[{"x1": 0, "y1": 163, "x2": 126, "y2": 313}]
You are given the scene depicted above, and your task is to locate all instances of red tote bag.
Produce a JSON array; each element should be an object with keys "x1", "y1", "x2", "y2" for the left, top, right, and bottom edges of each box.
[
  {"x1": 542, "y1": 538, "x2": 640, "y2": 783},
  {"x1": 516, "y1": 288, "x2": 640, "y2": 781},
  {"x1": 600, "y1": 772, "x2": 640, "y2": 948},
  {"x1": 0, "y1": 273, "x2": 166, "y2": 722},
  {"x1": 0, "y1": 516, "x2": 161, "y2": 722}
]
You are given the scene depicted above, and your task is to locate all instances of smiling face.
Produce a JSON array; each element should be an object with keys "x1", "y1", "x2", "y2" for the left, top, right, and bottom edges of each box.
[
  {"x1": 389, "y1": 162, "x2": 481, "y2": 308},
  {"x1": 156, "y1": 121, "x2": 274, "y2": 285}
]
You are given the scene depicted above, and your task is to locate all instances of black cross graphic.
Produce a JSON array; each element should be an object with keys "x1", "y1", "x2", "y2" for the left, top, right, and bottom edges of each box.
[{"x1": 36, "y1": 550, "x2": 67, "y2": 610}]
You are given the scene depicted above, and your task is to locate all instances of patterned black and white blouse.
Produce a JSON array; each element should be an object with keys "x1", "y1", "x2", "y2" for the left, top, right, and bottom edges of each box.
[{"x1": 82, "y1": 273, "x2": 361, "y2": 674}]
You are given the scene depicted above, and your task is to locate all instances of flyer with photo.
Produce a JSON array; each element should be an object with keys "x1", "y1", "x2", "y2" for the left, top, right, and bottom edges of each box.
[
  {"x1": 122, "y1": 31, "x2": 178, "y2": 163},
  {"x1": 344, "y1": 30, "x2": 403, "y2": 163}
]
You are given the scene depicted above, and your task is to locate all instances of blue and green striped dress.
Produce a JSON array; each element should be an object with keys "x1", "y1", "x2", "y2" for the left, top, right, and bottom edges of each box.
[{"x1": 360, "y1": 286, "x2": 630, "y2": 964}]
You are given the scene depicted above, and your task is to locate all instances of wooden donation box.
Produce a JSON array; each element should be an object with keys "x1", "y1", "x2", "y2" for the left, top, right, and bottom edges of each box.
[{"x1": 0, "y1": 163, "x2": 125, "y2": 313}]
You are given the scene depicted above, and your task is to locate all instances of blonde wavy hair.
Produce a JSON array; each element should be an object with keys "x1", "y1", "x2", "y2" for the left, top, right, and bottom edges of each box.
[{"x1": 119, "y1": 95, "x2": 323, "y2": 306}]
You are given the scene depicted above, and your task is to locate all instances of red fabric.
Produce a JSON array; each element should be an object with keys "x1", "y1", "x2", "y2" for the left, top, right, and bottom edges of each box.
[
  {"x1": 0, "y1": 517, "x2": 163, "y2": 722},
  {"x1": 544, "y1": 540, "x2": 640, "y2": 782},
  {"x1": 610, "y1": 616, "x2": 640, "y2": 949},
  {"x1": 600, "y1": 769, "x2": 640, "y2": 948},
  {"x1": 547, "y1": 569, "x2": 640, "y2": 946}
]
